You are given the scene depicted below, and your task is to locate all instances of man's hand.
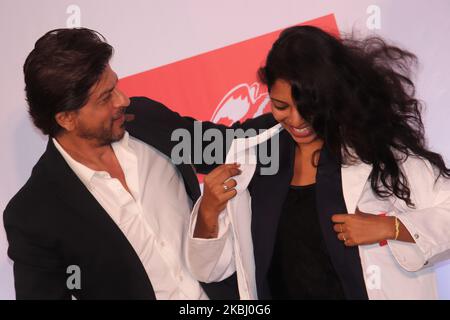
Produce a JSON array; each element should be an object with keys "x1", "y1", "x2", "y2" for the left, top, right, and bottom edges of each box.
[{"x1": 193, "y1": 163, "x2": 241, "y2": 239}]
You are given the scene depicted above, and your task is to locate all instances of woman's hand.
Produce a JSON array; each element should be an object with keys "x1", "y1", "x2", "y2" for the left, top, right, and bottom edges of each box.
[
  {"x1": 193, "y1": 163, "x2": 241, "y2": 239},
  {"x1": 331, "y1": 208, "x2": 396, "y2": 246}
]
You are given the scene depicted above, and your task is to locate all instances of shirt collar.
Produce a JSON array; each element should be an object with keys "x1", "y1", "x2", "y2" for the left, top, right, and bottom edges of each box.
[{"x1": 52, "y1": 131, "x2": 131, "y2": 187}]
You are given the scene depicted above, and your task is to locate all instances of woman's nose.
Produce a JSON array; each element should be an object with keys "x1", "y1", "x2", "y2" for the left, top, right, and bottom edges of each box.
[{"x1": 285, "y1": 106, "x2": 303, "y2": 125}]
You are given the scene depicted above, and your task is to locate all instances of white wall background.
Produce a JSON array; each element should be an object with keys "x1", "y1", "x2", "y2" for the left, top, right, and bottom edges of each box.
[{"x1": 1, "y1": 0, "x2": 449, "y2": 299}]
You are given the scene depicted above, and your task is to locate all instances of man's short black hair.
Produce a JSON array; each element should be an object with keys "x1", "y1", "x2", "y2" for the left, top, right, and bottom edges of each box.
[{"x1": 24, "y1": 28, "x2": 113, "y2": 136}]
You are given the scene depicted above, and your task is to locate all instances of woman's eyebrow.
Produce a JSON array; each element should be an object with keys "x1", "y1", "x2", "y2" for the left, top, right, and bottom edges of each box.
[{"x1": 270, "y1": 97, "x2": 289, "y2": 105}]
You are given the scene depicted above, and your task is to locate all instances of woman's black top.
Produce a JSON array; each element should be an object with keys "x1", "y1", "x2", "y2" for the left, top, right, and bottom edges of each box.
[{"x1": 267, "y1": 184, "x2": 346, "y2": 299}]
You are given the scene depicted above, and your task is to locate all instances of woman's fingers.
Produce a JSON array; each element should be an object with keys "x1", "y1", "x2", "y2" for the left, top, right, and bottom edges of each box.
[
  {"x1": 334, "y1": 222, "x2": 356, "y2": 246},
  {"x1": 331, "y1": 214, "x2": 348, "y2": 223},
  {"x1": 333, "y1": 223, "x2": 346, "y2": 233},
  {"x1": 336, "y1": 232, "x2": 356, "y2": 246}
]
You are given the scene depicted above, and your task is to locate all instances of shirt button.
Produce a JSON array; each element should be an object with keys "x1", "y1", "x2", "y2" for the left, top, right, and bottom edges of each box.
[
  {"x1": 160, "y1": 241, "x2": 165, "y2": 247},
  {"x1": 424, "y1": 261, "x2": 429, "y2": 266},
  {"x1": 414, "y1": 233, "x2": 420, "y2": 240}
]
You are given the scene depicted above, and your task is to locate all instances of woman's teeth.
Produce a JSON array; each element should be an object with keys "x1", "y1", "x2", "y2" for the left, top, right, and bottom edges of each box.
[
  {"x1": 290, "y1": 125, "x2": 313, "y2": 138},
  {"x1": 293, "y1": 126, "x2": 310, "y2": 133}
]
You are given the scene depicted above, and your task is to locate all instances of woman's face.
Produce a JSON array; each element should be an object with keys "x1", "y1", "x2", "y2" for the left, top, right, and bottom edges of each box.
[{"x1": 269, "y1": 79, "x2": 319, "y2": 145}]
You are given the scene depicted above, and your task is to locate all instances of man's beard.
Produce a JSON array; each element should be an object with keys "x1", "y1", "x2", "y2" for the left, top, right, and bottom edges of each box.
[{"x1": 76, "y1": 119, "x2": 125, "y2": 146}]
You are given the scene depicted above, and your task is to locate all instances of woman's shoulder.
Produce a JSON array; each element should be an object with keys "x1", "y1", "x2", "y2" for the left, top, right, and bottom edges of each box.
[{"x1": 395, "y1": 151, "x2": 436, "y2": 175}]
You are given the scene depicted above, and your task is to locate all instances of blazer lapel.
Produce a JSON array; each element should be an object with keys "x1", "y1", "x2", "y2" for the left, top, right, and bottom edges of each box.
[
  {"x1": 175, "y1": 163, "x2": 201, "y2": 202},
  {"x1": 250, "y1": 131, "x2": 295, "y2": 298},
  {"x1": 315, "y1": 146, "x2": 369, "y2": 300},
  {"x1": 43, "y1": 140, "x2": 109, "y2": 217},
  {"x1": 341, "y1": 161, "x2": 372, "y2": 214}
]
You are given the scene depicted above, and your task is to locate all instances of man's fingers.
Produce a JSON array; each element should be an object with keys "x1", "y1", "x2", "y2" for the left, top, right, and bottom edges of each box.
[
  {"x1": 211, "y1": 178, "x2": 237, "y2": 195},
  {"x1": 223, "y1": 178, "x2": 237, "y2": 191},
  {"x1": 212, "y1": 178, "x2": 237, "y2": 194},
  {"x1": 204, "y1": 164, "x2": 240, "y2": 186},
  {"x1": 214, "y1": 166, "x2": 241, "y2": 184},
  {"x1": 208, "y1": 163, "x2": 241, "y2": 181},
  {"x1": 221, "y1": 189, "x2": 238, "y2": 202}
]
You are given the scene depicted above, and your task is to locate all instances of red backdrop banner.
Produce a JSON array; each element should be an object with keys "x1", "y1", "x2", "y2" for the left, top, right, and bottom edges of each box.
[{"x1": 119, "y1": 14, "x2": 338, "y2": 124}]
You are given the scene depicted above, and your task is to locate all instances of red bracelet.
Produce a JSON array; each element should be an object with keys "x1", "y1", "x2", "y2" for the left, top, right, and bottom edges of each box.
[{"x1": 378, "y1": 212, "x2": 388, "y2": 246}]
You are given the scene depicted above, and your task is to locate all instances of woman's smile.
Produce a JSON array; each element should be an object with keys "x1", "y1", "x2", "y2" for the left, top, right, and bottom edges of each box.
[{"x1": 287, "y1": 124, "x2": 314, "y2": 138}]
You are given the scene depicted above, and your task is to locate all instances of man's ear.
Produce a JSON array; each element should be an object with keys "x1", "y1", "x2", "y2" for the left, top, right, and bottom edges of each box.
[{"x1": 55, "y1": 110, "x2": 77, "y2": 132}]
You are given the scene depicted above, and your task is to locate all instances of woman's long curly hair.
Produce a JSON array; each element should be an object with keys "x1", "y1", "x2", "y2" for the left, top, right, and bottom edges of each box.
[{"x1": 258, "y1": 25, "x2": 450, "y2": 207}]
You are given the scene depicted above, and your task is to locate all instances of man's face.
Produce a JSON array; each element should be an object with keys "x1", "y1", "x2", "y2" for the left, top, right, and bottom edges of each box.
[{"x1": 72, "y1": 65, "x2": 130, "y2": 146}]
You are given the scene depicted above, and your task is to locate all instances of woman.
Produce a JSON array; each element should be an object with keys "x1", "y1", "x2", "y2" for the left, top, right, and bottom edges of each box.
[{"x1": 188, "y1": 25, "x2": 450, "y2": 299}]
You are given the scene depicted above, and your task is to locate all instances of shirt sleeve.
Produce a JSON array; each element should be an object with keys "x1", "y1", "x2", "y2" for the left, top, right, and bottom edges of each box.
[{"x1": 185, "y1": 196, "x2": 236, "y2": 282}]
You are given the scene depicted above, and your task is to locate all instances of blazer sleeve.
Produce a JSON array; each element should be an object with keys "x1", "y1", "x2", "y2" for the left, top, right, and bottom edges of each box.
[
  {"x1": 387, "y1": 156, "x2": 450, "y2": 272},
  {"x1": 126, "y1": 96, "x2": 278, "y2": 174},
  {"x1": 3, "y1": 199, "x2": 71, "y2": 300}
]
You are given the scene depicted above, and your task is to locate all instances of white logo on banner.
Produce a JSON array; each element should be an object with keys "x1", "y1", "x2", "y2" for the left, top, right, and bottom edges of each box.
[
  {"x1": 366, "y1": 5, "x2": 381, "y2": 30},
  {"x1": 66, "y1": 4, "x2": 81, "y2": 28},
  {"x1": 211, "y1": 83, "x2": 270, "y2": 124}
]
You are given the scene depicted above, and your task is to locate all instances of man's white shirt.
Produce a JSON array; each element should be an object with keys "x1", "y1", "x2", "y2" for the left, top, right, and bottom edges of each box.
[{"x1": 53, "y1": 131, "x2": 208, "y2": 300}]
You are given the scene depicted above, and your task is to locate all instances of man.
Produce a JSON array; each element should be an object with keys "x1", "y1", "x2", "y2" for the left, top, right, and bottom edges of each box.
[{"x1": 3, "y1": 27, "x2": 238, "y2": 299}]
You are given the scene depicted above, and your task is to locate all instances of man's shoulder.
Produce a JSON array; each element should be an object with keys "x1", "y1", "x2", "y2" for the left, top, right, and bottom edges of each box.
[
  {"x1": 129, "y1": 96, "x2": 161, "y2": 107},
  {"x1": 128, "y1": 96, "x2": 174, "y2": 117},
  {"x1": 4, "y1": 158, "x2": 55, "y2": 226},
  {"x1": 126, "y1": 96, "x2": 191, "y2": 131}
]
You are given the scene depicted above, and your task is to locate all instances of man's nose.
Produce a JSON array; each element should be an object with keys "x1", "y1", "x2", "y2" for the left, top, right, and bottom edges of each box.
[{"x1": 113, "y1": 88, "x2": 130, "y2": 109}]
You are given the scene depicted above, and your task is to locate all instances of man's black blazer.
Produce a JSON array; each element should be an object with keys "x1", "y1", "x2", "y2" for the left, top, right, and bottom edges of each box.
[{"x1": 3, "y1": 97, "x2": 240, "y2": 300}]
